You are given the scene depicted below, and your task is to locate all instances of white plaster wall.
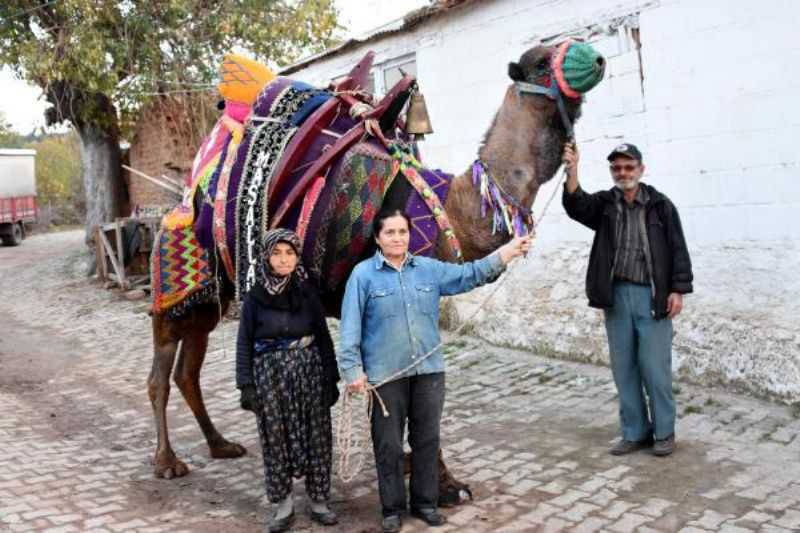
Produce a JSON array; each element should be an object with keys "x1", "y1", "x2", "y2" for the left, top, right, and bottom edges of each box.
[{"x1": 287, "y1": 0, "x2": 800, "y2": 402}]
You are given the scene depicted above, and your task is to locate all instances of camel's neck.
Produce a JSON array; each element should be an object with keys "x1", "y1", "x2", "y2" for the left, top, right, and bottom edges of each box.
[{"x1": 439, "y1": 87, "x2": 568, "y2": 262}]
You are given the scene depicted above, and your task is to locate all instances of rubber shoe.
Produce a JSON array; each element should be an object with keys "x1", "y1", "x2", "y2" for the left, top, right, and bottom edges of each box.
[
  {"x1": 410, "y1": 507, "x2": 447, "y2": 527},
  {"x1": 309, "y1": 507, "x2": 338, "y2": 526},
  {"x1": 653, "y1": 435, "x2": 675, "y2": 457},
  {"x1": 267, "y1": 510, "x2": 294, "y2": 533},
  {"x1": 609, "y1": 435, "x2": 654, "y2": 455},
  {"x1": 382, "y1": 514, "x2": 402, "y2": 532}
]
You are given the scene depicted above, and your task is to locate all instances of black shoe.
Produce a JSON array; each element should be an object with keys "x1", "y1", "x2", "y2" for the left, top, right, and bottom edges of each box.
[
  {"x1": 410, "y1": 507, "x2": 447, "y2": 527},
  {"x1": 309, "y1": 507, "x2": 338, "y2": 526},
  {"x1": 653, "y1": 434, "x2": 675, "y2": 457},
  {"x1": 609, "y1": 435, "x2": 654, "y2": 455},
  {"x1": 267, "y1": 510, "x2": 294, "y2": 533},
  {"x1": 382, "y1": 514, "x2": 402, "y2": 533}
]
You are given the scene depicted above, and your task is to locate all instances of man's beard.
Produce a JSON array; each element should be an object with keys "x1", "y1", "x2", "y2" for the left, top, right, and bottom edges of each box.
[{"x1": 614, "y1": 175, "x2": 640, "y2": 191}]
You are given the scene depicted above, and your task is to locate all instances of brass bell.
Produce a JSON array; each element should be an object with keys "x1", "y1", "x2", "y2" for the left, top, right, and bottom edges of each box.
[{"x1": 405, "y1": 90, "x2": 433, "y2": 140}]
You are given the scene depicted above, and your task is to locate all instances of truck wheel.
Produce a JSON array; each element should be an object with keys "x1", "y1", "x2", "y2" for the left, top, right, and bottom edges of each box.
[{"x1": 7, "y1": 223, "x2": 23, "y2": 246}]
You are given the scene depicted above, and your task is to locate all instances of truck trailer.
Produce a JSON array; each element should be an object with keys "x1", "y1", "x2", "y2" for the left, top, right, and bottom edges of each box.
[{"x1": 0, "y1": 149, "x2": 37, "y2": 246}]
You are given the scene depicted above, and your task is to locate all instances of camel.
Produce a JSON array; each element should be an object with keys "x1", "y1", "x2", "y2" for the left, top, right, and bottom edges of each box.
[{"x1": 147, "y1": 41, "x2": 605, "y2": 502}]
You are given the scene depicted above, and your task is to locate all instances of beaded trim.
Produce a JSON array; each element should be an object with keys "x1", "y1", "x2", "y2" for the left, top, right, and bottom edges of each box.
[{"x1": 390, "y1": 145, "x2": 463, "y2": 261}]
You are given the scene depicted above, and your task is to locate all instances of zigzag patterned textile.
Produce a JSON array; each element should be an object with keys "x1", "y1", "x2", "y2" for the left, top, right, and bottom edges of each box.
[
  {"x1": 404, "y1": 167, "x2": 455, "y2": 258},
  {"x1": 150, "y1": 226, "x2": 215, "y2": 316},
  {"x1": 391, "y1": 146, "x2": 459, "y2": 260},
  {"x1": 234, "y1": 80, "x2": 329, "y2": 298}
]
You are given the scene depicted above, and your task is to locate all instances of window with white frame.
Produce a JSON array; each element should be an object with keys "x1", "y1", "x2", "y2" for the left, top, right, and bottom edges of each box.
[
  {"x1": 374, "y1": 53, "x2": 417, "y2": 96},
  {"x1": 331, "y1": 53, "x2": 416, "y2": 98}
]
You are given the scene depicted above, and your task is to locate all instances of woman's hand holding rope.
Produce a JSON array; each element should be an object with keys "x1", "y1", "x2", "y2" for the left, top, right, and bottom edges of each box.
[
  {"x1": 346, "y1": 373, "x2": 368, "y2": 394},
  {"x1": 497, "y1": 235, "x2": 532, "y2": 264}
]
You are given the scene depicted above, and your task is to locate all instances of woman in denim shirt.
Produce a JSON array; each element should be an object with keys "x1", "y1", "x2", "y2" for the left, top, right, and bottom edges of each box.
[{"x1": 338, "y1": 209, "x2": 530, "y2": 532}]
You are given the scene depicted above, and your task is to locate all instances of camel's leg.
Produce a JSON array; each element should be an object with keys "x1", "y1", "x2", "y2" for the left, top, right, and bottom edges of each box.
[
  {"x1": 404, "y1": 449, "x2": 473, "y2": 507},
  {"x1": 148, "y1": 316, "x2": 188, "y2": 479},
  {"x1": 173, "y1": 328, "x2": 247, "y2": 459},
  {"x1": 437, "y1": 449, "x2": 473, "y2": 506}
]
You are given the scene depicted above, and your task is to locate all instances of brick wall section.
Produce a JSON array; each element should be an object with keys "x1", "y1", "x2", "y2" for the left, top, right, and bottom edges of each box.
[{"x1": 126, "y1": 96, "x2": 215, "y2": 209}]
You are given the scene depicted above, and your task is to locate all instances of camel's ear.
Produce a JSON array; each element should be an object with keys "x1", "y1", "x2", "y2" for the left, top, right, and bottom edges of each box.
[{"x1": 508, "y1": 62, "x2": 525, "y2": 81}]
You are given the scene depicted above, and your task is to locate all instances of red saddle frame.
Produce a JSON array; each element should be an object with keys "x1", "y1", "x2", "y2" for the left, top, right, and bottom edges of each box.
[{"x1": 268, "y1": 51, "x2": 416, "y2": 229}]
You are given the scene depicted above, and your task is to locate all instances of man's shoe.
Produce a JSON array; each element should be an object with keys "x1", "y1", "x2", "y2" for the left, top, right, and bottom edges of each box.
[
  {"x1": 653, "y1": 435, "x2": 675, "y2": 457},
  {"x1": 382, "y1": 514, "x2": 402, "y2": 533},
  {"x1": 309, "y1": 507, "x2": 338, "y2": 526},
  {"x1": 609, "y1": 435, "x2": 654, "y2": 455},
  {"x1": 410, "y1": 507, "x2": 447, "y2": 527},
  {"x1": 267, "y1": 510, "x2": 294, "y2": 533}
]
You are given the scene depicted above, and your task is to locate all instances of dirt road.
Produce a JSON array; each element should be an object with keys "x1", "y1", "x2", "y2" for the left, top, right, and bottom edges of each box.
[{"x1": 2, "y1": 231, "x2": 800, "y2": 532}]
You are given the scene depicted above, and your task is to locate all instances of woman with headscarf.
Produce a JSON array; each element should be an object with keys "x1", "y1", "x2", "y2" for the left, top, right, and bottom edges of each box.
[{"x1": 236, "y1": 229, "x2": 340, "y2": 532}]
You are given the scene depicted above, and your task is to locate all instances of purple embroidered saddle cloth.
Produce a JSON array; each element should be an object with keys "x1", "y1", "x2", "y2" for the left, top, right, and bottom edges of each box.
[{"x1": 405, "y1": 167, "x2": 454, "y2": 257}]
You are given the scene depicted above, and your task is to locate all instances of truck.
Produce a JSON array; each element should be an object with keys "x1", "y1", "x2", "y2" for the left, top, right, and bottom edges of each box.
[{"x1": 0, "y1": 149, "x2": 37, "y2": 246}]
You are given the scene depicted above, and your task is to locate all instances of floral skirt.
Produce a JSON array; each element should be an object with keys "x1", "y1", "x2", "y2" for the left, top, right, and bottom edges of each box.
[{"x1": 253, "y1": 338, "x2": 332, "y2": 502}]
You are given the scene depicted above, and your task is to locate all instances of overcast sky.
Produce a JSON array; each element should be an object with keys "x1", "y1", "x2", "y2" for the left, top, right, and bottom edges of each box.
[{"x1": 0, "y1": 0, "x2": 431, "y2": 134}]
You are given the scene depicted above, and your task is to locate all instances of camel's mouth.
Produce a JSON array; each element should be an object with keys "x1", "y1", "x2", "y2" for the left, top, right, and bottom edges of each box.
[{"x1": 552, "y1": 40, "x2": 605, "y2": 97}]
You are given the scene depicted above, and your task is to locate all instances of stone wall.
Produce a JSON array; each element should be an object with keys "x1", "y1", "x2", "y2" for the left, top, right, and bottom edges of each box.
[{"x1": 445, "y1": 239, "x2": 800, "y2": 403}]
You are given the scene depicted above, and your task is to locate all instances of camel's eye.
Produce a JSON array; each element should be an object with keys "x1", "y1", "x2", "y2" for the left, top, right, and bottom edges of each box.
[{"x1": 535, "y1": 58, "x2": 549, "y2": 73}]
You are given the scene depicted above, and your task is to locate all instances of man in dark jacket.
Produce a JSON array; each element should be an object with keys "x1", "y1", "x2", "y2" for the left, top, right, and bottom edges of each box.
[{"x1": 562, "y1": 142, "x2": 693, "y2": 457}]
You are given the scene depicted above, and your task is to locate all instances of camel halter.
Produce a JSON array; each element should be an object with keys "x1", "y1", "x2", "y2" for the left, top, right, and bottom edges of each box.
[{"x1": 514, "y1": 40, "x2": 580, "y2": 140}]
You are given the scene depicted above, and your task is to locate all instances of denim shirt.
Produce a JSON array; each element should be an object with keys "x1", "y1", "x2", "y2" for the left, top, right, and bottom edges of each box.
[{"x1": 337, "y1": 250, "x2": 505, "y2": 385}]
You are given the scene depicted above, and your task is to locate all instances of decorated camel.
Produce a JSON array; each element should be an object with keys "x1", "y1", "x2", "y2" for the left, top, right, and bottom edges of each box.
[{"x1": 147, "y1": 41, "x2": 605, "y2": 502}]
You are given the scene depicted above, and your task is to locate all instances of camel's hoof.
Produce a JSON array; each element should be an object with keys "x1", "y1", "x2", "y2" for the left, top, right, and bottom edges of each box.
[
  {"x1": 154, "y1": 457, "x2": 190, "y2": 479},
  {"x1": 209, "y1": 440, "x2": 247, "y2": 459},
  {"x1": 438, "y1": 484, "x2": 473, "y2": 507}
]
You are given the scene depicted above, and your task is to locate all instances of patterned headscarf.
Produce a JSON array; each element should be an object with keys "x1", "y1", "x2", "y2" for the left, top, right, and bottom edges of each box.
[{"x1": 257, "y1": 229, "x2": 308, "y2": 295}]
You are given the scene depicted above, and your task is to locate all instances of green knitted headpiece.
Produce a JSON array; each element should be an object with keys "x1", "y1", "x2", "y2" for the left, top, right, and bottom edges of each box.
[{"x1": 553, "y1": 40, "x2": 605, "y2": 97}]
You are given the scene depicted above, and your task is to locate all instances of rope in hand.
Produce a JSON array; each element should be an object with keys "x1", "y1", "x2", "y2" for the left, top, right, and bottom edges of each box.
[{"x1": 334, "y1": 158, "x2": 570, "y2": 483}]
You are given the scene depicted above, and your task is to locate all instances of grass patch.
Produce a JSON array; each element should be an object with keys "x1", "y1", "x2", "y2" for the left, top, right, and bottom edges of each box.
[
  {"x1": 447, "y1": 339, "x2": 469, "y2": 350},
  {"x1": 458, "y1": 358, "x2": 481, "y2": 370},
  {"x1": 759, "y1": 428, "x2": 778, "y2": 443},
  {"x1": 704, "y1": 397, "x2": 721, "y2": 407},
  {"x1": 672, "y1": 384, "x2": 682, "y2": 395},
  {"x1": 683, "y1": 405, "x2": 703, "y2": 415}
]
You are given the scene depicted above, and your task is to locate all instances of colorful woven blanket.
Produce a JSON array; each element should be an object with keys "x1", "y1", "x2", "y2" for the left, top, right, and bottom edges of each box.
[
  {"x1": 151, "y1": 226, "x2": 215, "y2": 318},
  {"x1": 151, "y1": 61, "x2": 462, "y2": 317},
  {"x1": 233, "y1": 80, "x2": 331, "y2": 298},
  {"x1": 391, "y1": 146, "x2": 461, "y2": 260},
  {"x1": 151, "y1": 113, "x2": 232, "y2": 317},
  {"x1": 313, "y1": 144, "x2": 399, "y2": 292}
]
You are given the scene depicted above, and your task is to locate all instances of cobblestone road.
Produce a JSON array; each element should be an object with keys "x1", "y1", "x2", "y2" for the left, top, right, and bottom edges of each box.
[{"x1": 1, "y1": 231, "x2": 800, "y2": 532}]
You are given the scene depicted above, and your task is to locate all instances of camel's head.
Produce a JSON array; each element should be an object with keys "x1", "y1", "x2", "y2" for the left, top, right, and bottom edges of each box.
[{"x1": 503, "y1": 40, "x2": 605, "y2": 184}]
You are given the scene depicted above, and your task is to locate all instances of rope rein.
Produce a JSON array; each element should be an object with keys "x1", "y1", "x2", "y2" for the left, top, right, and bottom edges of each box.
[{"x1": 334, "y1": 166, "x2": 568, "y2": 482}]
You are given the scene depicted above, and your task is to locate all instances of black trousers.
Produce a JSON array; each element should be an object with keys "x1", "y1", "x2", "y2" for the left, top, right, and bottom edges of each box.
[{"x1": 370, "y1": 372, "x2": 445, "y2": 517}]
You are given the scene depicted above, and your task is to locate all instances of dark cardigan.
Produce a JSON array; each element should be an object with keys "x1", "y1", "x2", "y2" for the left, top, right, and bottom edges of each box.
[
  {"x1": 562, "y1": 182, "x2": 693, "y2": 318},
  {"x1": 235, "y1": 279, "x2": 340, "y2": 406}
]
